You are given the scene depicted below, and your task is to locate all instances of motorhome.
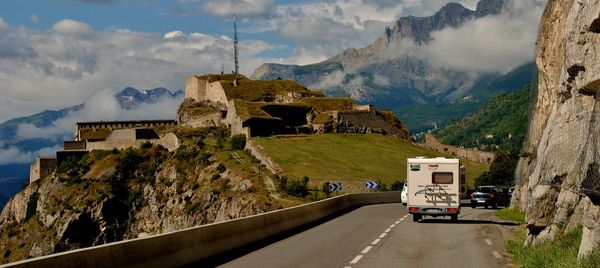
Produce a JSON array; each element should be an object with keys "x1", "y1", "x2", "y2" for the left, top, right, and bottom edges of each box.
[{"x1": 406, "y1": 157, "x2": 466, "y2": 222}]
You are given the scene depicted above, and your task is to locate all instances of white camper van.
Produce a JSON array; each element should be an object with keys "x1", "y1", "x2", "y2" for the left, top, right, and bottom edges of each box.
[{"x1": 407, "y1": 157, "x2": 466, "y2": 222}]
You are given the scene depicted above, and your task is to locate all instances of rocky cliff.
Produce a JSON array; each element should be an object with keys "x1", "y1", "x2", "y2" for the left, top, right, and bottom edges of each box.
[
  {"x1": 0, "y1": 127, "x2": 284, "y2": 264},
  {"x1": 512, "y1": 0, "x2": 600, "y2": 257}
]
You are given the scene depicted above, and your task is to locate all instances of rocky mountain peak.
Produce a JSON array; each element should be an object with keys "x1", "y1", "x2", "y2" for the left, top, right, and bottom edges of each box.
[{"x1": 475, "y1": 0, "x2": 505, "y2": 17}]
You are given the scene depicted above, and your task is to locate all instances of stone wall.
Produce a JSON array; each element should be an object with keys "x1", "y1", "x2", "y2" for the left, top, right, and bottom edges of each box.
[
  {"x1": 512, "y1": 0, "x2": 600, "y2": 257},
  {"x1": 180, "y1": 112, "x2": 223, "y2": 128},
  {"x1": 245, "y1": 139, "x2": 284, "y2": 176},
  {"x1": 75, "y1": 120, "x2": 176, "y2": 141},
  {"x1": 423, "y1": 133, "x2": 495, "y2": 164},
  {"x1": 86, "y1": 129, "x2": 181, "y2": 152},
  {"x1": 184, "y1": 76, "x2": 207, "y2": 101},
  {"x1": 63, "y1": 141, "x2": 86, "y2": 151},
  {"x1": 29, "y1": 157, "x2": 57, "y2": 184}
]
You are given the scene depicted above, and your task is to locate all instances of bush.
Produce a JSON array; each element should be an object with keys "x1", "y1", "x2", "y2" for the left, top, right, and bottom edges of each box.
[
  {"x1": 285, "y1": 176, "x2": 309, "y2": 198},
  {"x1": 475, "y1": 151, "x2": 518, "y2": 187},
  {"x1": 322, "y1": 182, "x2": 331, "y2": 198},
  {"x1": 391, "y1": 180, "x2": 404, "y2": 191},
  {"x1": 25, "y1": 192, "x2": 40, "y2": 221},
  {"x1": 141, "y1": 141, "x2": 153, "y2": 149},
  {"x1": 230, "y1": 134, "x2": 247, "y2": 150}
]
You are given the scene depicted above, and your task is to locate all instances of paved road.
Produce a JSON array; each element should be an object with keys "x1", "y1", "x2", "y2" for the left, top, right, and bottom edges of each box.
[{"x1": 220, "y1": 203, "x2": 515, "y2": 268}]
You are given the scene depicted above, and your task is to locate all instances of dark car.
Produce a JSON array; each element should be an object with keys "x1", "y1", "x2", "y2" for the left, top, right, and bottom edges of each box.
[{"x1": 470, "y1": 185, "x2": 509, "y2": 209}]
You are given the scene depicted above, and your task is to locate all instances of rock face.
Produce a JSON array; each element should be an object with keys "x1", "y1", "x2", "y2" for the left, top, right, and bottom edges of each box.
[{"x1": 512, "y1": 0, "x2": 600, "y2": 257}]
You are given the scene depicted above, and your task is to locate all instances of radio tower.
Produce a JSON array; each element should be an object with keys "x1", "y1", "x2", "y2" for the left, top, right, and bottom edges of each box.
[{"x1": 233, "y1": 15, "x2": 239, "y2": 75}]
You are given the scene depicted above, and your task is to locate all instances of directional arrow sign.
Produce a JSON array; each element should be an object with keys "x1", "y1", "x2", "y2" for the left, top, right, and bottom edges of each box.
[
  {"x1": 328, "y1": 182, "x2": 342, "y2": 192},
  {"x1": 364, "y1": 181, "x2": 379, "y2": 189}
]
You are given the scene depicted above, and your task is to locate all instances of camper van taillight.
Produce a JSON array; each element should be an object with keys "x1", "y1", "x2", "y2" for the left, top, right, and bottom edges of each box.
[
  {"x1": 446, "y1": 208, "x2": 458, "y2": 213},
  {"x1": 408, "y1": 207, "x2": 419, "y2": 212}
]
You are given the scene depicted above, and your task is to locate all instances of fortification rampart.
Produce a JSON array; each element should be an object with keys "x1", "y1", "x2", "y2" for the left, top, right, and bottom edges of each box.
[
  {"x1": 338, "y1": 110, "x2": 408, "y2": 138},
  {"x1": 29, "y1": 157, "x2": 57, "y2": 184},
  {"x1": 423, "y1": 133, "x2": 494, "y2": 164},
  {"x1": 75, "y1": 120, "x2": 176, "y2": 141}
]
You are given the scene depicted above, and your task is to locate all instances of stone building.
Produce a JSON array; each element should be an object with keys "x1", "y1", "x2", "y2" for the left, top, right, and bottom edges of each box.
[
  {"x1": 29, "y1": 156, "x2": 57, "y2": 184},
  {"x1": 180, "y1": 74, "x2": 411, "y2": 139}
]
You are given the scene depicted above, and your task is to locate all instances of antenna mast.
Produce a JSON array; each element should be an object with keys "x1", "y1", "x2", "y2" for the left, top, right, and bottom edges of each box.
[{"x1": 233, "y1": 14, "x2": 239, "y2": 75}]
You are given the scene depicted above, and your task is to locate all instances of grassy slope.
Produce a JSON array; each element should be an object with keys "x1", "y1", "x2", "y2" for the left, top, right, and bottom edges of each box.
[{"x1": 253, "y1": 134, "x2": 488, "y2": 191}]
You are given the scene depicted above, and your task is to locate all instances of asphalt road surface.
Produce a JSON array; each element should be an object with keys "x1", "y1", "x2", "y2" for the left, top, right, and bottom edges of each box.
[{"x1": 220, "y1": 203, "x2": 516, "y2": 268}]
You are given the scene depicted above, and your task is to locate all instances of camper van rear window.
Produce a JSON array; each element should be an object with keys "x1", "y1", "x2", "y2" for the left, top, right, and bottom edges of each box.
[{"x1": 432, "y1": 172, "x2": 453, "y2": 184}]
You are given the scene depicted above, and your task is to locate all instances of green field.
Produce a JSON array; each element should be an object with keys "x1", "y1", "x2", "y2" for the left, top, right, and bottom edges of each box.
[{"x1": 253, "y1": 134, "x2": 488, "y2": 191}]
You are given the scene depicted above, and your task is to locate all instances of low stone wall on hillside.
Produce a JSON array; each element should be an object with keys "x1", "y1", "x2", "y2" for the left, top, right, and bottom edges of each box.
[
  {"x1": 245, "y1": 140, "x2": 284, "y2": 176},
  {"x1": 337, "y1": 110, "x2": 408, "y2": 138},
  {"x1": 422, "y1": 133, "x2": 494, "y2": 164}
]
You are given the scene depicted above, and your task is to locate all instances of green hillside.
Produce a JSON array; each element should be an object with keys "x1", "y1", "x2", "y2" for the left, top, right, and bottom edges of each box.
[
  {"x1": 433, "y1": 86, "x2": 532, "y2": 153},
  {"x1": 253, "y1": 134, "x2": 488, "y2": 190}
]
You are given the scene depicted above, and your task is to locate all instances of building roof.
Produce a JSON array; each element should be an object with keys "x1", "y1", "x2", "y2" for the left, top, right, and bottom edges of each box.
[{"x1": 76, "y1": 120, "x2": 177, "y2": 127}]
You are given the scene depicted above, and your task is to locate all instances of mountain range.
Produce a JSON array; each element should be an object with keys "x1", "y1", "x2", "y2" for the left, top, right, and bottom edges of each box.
[
  {"x1": 0, "y1": 87, "x2": 182, "y2": 207},
  {"x1": 252, "y1": 0, "x2": 535, "y2": 132}
]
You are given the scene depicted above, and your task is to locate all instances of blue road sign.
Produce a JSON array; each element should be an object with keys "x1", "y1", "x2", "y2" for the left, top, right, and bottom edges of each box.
[
  {"x1": 328, "y1": 182, "x2": 342, "y2": 192},
  {"x1": 365, "y1": 181, "x2": 379, "y2": 189}
]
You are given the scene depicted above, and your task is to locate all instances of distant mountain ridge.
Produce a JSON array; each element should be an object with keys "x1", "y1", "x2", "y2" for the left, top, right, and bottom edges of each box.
[{"x1": 252, "y1": 0, "x2": 508, "y2": 105}]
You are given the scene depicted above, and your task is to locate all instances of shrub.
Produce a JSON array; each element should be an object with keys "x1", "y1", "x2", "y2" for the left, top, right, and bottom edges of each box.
[
  {"x1": 25, "y1": 192, "x2": 40, "y2": 220},
  {"x1": 230, "y1": 134, "x2": 247, "y2": 150},
  {"x1": 391, "y1": 180, "x2": 403, "y2": 191},
  {"x1": 216, "y1": 163, "x2": 226, "y2": 173},
  {"x1": 141, "y1": 141, "x2": 153, "y2": 149},
  {"x1": 322, "y1": 182, "x2": 331, "y2": 198},
  {"x1": 285, "y1": 176, "x2": 309, "y2": 198}
]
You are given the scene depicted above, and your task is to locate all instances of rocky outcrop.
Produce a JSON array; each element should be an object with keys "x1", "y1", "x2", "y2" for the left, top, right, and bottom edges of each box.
[
  {"x1": 0, "y1": 134, "x2": 279, "y2": 264},
  {"x1": 512, "y1": 0, "x2": 600, "y2": 257}
]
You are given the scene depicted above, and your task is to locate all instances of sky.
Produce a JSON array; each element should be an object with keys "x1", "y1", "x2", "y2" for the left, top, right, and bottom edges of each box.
[{"x1": 0, "y1": 0, "x2": 547, "y2": 123}]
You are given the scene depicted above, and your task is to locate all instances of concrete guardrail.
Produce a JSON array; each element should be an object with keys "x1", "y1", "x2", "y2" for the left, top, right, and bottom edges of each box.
[{"x1": 1, "y1": 192, "x2": 401, "y2": 268}]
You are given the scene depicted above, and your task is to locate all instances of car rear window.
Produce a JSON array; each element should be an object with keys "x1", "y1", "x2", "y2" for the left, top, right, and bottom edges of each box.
[
  {"x1": 432, "y1": 172, "x2": 453, "y2": 184},
  {"x1": 475, "y1": 187, "x2": 493, "y2": 193}
]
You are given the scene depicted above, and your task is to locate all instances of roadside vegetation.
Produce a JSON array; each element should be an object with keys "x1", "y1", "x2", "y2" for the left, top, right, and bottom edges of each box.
[{"x1": 497, "y1": 208, "x2": 600, "y2": 267}]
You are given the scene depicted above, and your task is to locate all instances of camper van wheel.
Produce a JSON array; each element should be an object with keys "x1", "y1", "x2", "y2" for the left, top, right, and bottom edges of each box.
[
  {"x1": 412, "y1": 214, "x2": 421, "y2": 222},
  {"x1": 451, "y1": 214, "x2": 458, "y2": 222}
]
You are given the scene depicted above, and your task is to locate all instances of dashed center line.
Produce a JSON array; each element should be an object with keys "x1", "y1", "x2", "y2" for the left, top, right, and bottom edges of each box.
[
  {"x1": 492, "y1": 251, "x2": 502, "y2": 259},
  {"x1": 347, "y1": 214, "x2": 408, "y2": 267},
  {"x1": 350, "y1": 255, "x2": 363, "y2": 264},
  {"x1": 485, "y1": 239, "x2": 493, "y2": 246}
]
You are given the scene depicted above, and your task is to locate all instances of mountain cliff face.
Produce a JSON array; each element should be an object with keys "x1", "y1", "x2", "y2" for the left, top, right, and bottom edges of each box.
[
  {"x1": 252, "y1": 0, "x2": 506, "y2": 105},
  {"x1": 512, "y1": 0, "x2": 600, "y2": 257}
]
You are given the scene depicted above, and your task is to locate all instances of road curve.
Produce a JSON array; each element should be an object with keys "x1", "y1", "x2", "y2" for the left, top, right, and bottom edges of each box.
[{"x1": 220, "y1": 204, "x2": 514, "y2": 268}]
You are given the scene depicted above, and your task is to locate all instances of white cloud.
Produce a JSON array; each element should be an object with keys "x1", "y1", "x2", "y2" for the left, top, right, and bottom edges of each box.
[
  {"x1": 0, "y1": 23, "x2": 279, "y2": 123},
  {"x1": 373, "y1": 74, "x2": 391, "y2": 87},
  {"x1": 202, "y1": 0, "x2": 273, "y2": 18},
  {"x1": 312, "y1": 70, "x2": 346, "y2": 89},
  {"x1": 0, "y1": 146, "x2": 60, "y2": 165},
  {"x1": 424, "y1": 0, "x2": 545, "y2": 73},
  {"x1": 30, "y1": 14, "x2": 40, "y2": 23},
  {"x1": 51, "y1": 19, "x2": 92, "y2": 35}
]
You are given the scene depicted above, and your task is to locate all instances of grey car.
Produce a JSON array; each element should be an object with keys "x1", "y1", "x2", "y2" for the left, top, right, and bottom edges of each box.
[{"x1": 470, "y1": 185, "x2": 509, "y2": 209}]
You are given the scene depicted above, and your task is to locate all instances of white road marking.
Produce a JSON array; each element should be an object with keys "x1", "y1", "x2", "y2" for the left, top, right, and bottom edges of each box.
[
  {"x1": 485, "y1": 239, "x2": 493, "y2": 246},
  {"x1": 379, "y1": 233, "x2": 387, "y2": 238},
  {"x1": 481, "y1": 230, "x2": 486, "y2": 235},
  {"x1": 344, "y1": 267, "x2": 352, "y2": 268},
  {"x1": 492, "y1": 251, "x2": 502, "y2": 259},
  {"x1": 390, "y1": 224, "x2": 396, "y2": 228},
  {"x1": 361, "y1": 246, "x2": 373, "y2": 254},
  {"x1": 395, "y1": 221, "x2": 400, "y2": 224},
  {"x1": 385, "y1": 228, "x2": 391, "y2": 232},
  {"x1": 372, "y1": 239, "x2": 381, "y2": 245},
  {"x1": 350, "y1": 255, "x2": 363, "y2": 264}
]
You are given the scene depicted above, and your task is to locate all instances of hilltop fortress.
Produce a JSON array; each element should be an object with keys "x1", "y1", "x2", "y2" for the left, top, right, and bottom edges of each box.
[
  {"x1": 178, "y1": 74, "x2": 411, "y2": 138},
  {"x1": 29, "y1": 73, "x2": 411, "y2": 184}
]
